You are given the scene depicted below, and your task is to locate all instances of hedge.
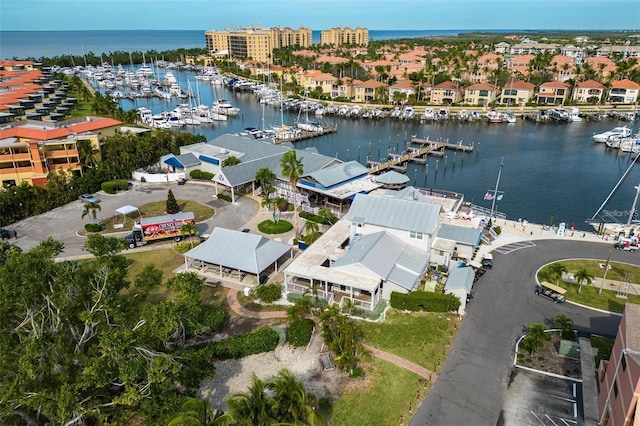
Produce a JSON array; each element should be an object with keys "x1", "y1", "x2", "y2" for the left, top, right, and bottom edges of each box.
[
  {"x1": 257, "y1": 219, "x2": 293, "y2": 234},
  {"x1": 254, "y1": 283, "x2": 283, "y2": 303},
  {"x1": 389, "y1": 291, "x2": 460, "y2": 312},
  {"x1": 84, "y1": 223, "x2": 102, "y2": 232},
  {"x1": 101, "y1": 179, "x2": 129, "y2": 194},
  {"x1": 299, "y1": 211, "x2": 333, "y2": 225},
  {"x1": 217, "y1": 193, "x2": 232, "y2": 202},
  {"x1": 287, "y1": 319, "x2": 314, "y2": 347},
  {"x1": 190, "y1": 169, "x2": 214, "y2": 181},
  {"x1": 184, "y1": 327, "x2": 279, "y2": 360}
]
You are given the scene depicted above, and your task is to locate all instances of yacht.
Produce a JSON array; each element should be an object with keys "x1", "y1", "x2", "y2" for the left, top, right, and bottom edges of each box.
[
  {"x1": 592, "y1": 126, "x2": 632, "y2": 143},
  {"x1": 549, "y1": 108, "x2": 570, "y2": 122},
  {"x1": 568, "y1": 107, "x2": 582, "y2": 122},
  {"x1": 422, "y1": 108, "x2": 436, "y2": 121},
  {"x1": 486, "y1": 109, "x2": 502, "y2": 124}
]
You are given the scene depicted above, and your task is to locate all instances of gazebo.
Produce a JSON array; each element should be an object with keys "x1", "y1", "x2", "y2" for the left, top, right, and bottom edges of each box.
[{"x1": 115, "y1": 205, "x2": 141, "y2": 226}]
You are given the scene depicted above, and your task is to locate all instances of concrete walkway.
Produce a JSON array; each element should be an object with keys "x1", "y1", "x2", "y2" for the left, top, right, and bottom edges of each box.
[
  {"x1": 225, "y1": 288, "x2": 287, "y2": 319},
  {"x1": 364, "y1": 344, "x2": 438, "y2": 382}
]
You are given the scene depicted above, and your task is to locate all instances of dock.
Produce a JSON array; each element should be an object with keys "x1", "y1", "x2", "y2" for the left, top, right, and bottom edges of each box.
[
  {"x1": 272, "y1": 125, "x2": 338, "y2": 144},
  {"x1": 367, "y1": 138, "x2": 473, "y2": 174}
]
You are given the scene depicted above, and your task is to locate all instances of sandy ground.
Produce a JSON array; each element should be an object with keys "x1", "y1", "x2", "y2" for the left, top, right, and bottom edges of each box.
[{"x1": 199, "y1": 329, "x2": 348, "y2": 412}]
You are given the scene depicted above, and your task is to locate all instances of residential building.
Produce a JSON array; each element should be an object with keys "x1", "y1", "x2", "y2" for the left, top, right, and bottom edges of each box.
[
  {"x1": 535, "y1": 81, "x2": 570, "y2": 105},
  {"x1": 549, "y1": 55, "x2": 577, "y2": 82},
  {"x1": 560, "y1": 44, "x2": 584, "y2": 61},
  {"x1": 507, "y1": 54, "x2": 535, "y2": 76},
  {"x1": 205, "y1": 25, "x2": 312, "y2": 63},
  {"x1": 389, "y1": 80, "x2": 416, "y2": 101},
  {"x1": 494, "y1": 42, "x2": 511, "y2": 54},
  {"x1": 597, "y1": 303, "x2": 640, "y2": 426},
  {"x1": 320, "y1": 27, "x2": 369, "y2": 46},
  {"x1": 509, "y1": 42, "x2": 558, "y2": 55},
  {"x1": 608, "y1": 79, "x2": 640, "y2": 104},
  {"x1": 352, "y1": 79, "x2": 386, "y2": 103},
  {"x1": 431, "y1": 224, "x2": 483, "y2": 266},
  {"x1": 0, "y1": 117, "x2": 122, "y2": 187},
  {"x1": 444, "y1": 267, "x2": 474, "y2": 314},
  {"x1": 499, "y1": 80, "x2": 535, "y2": 105},
  {"x1": 431, "y1": 81, "x2": 463, "y2": 105},
  {"x1": 584, "y1": 56, "x2": 617, "y2": 79},
  {"x1": 284, "y1": 191, "x2": 441, "y2": 311},
  {"x1": 572, "y1": 80, "x2": 605, "y2": 104},
  {"x1": 464, "y1": 83, "x2": 498, "y2": 106},
  {"x1": 596, "y1": 45, "x2": 640, "y2": 58}
]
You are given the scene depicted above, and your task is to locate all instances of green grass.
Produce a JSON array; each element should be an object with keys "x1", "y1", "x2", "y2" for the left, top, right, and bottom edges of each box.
[
  {"x1": 257, "y1": 219, "x2": 293, "y2": 234},
  {"x1": 360, "y1": 310, "x2": 458, "y2": 371},
  {"x1": 237, "y1": 292, "x2": 288, "y2": 312},
  {"x1": 331, "y1": 358, "x2": 427, "y2": 426},
  {"x1": 590, "y1": 335, "x2": 615, "y2": 364},
  {"x1": 538, "y1": 260, "x2": 640, "y2": 313},
  {"x1": 122, "y1": 248, "x2": 185, "y2": 280}
]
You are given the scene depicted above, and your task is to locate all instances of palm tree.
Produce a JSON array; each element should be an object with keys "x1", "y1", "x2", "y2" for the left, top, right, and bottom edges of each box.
[
  {"x1": 280, "y1": 151, "x2": 304, "y2": 237},
  {"x1": 553, "y1": 314, "x2": 575, "y2": 340},
  {"x1": 226, "y1": 374, "x2": 276, "y2": 426},
  {"x1": 180, "y1": 221, "x2": 198, "y2": 247},
  {"x1": 573, "y1": 268, "x2": 594, "y2": 294},
  {"x1": 521, "y1": 323, "x2": 550, "y2": 355},
  {"x1": 81, "y1": 201, "x2": 101, "y2": 223},
  {"x1": 317, "y1": 208, "x2": 337, "y2": 226},
  {"x1": 168, "y1": 397, "x2": 234, "y2": 426},
  {"x1": 267, "y1": 369, "x2": 323, "y2": 426},
  {"x1": 303, "y1": 219, "x2": 319, "y2": 237},
  {"x1": 547, "y1": 263, "x2": 567, "y2": 284}
]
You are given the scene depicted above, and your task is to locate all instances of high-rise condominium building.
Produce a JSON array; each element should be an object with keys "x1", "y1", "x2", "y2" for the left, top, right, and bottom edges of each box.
[
  {"x1": 320, "y1": 27, "x2": 369, "y2": 46},
  {"x1": 205, "y1": 25, "x2": 312, "y2": 63}
]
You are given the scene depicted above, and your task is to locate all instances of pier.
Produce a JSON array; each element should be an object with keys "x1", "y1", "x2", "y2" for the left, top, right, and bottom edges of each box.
[
  {"x1": 367, "y1": 138, "x2": 474, "y2": 174},
  {"x1": 272, "y1": 125, "x2": 338, "y2": 144}
]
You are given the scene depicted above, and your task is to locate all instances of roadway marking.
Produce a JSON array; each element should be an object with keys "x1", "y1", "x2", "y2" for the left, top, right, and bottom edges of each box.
[{"x1": 494, "y1": 240, "x2": 536, "y2": 255}]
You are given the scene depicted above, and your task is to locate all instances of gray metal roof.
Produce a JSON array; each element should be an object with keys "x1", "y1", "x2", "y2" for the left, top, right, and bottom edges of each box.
[
  {"x1": 344, "y1": 193, "x2": 440, "y2": 234},
  {"x1": 332, "y1": 231, "x2": 428, "y2": 291},
  {"x1": 184, "y1": 227, "x2": 292, "y2": 274},
  {"x1": 374, "y1": 170, "x2": 410, "y2": 185},
  {"x1": 437, "y1": 224, "x2": 482, "y2": 245},
  {"x1": 444, "y1": 266, "x2": 474, "y2": 293},
  {"x1": 308, "y1": 161, "x2": 369, "y2": 188},
  {"x1": 175, "y1": 152, "x2": 201, "y2": 167}
]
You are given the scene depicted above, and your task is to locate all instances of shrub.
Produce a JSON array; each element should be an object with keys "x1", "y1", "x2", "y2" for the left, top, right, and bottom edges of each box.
[
  {"x1": 349, "y1": 367, "x2": 365, "y2": 378},
  {"x1": 299, "y1": 211, "x2": 334, "y2": 225},
  {"x1": 190, "y1": 169, "x2": 214, "y2": 181},
  {"x1": 101, "y1": 179, "x2": 129, "y2": 194},
  {"x1": 287, "y1": 318, "x2": 314, "y2": 347},
  {"x1": 217, "y1": 193, "x2": 232, "y2": 202},
  {"x1": 389, "y1": 291, "x2": 461, "y2": 312},
  {"x1": 254, "y1": 283, "x2": 283, "y2": 303},
  {"x1": 200, "y1": 305, "x2": 226, "y2": 333},
  {"x1": 493, "y1": 226, "x2": 502, "y2": 235},
  {"x1": 257, "y1": 219, "x2": 293, "y2": 234},
  {"x1": 184, "y1": 327, "x2": 279, "y2": 360},
  {"x1": 84, "y1": 223, "x2": 102, "y2": 232}
]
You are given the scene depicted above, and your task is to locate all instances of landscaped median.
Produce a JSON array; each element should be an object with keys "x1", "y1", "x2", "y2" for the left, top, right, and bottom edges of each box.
[{"x1": 537, "y1": 259, "x2": 640, "y2": 313}]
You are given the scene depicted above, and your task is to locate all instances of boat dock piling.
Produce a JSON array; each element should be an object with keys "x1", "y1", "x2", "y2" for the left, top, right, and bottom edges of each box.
[{"x1": 367, "y1": 138, "x2": 474, "y2": 174}]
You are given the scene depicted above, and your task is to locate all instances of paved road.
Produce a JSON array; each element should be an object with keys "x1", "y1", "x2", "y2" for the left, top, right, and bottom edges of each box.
[
  {"x1": 410, "y1": 239, "x2": 624, "y2": 426},
  {"x1": 10, "y1": 182, "x2": 258, "y2": 258}
]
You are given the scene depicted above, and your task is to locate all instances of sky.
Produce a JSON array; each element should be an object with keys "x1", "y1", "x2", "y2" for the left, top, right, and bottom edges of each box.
[{"x1": 1, "y1": 0, "x2": 639, "y2": 32}]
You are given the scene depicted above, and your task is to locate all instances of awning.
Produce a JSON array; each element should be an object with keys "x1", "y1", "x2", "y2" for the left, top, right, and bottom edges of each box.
[
  {"x1": 115, "y1": 205, "x2": 141, "y2": 223},
  {"x1": 163, "y1": 156, "x2": 184, "y2": 169}
]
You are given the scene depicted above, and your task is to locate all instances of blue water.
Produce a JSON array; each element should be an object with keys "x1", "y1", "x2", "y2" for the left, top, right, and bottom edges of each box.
[
  {"x1": 94, "y1": 67, "x2": 640, "y2": 231},
  {"x1": 1, "y1": 29, "x2": 507, "y2": 60}
]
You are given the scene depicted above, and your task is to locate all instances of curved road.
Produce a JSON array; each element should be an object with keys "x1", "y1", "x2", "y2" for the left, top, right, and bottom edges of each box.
[{"x1": 410, "y1": 239, "x2": 624, "y2": 426}]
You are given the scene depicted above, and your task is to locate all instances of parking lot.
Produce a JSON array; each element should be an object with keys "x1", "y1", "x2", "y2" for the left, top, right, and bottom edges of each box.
[{"x1": 500, "y1": 369, "x2": 581, "y2": 426}]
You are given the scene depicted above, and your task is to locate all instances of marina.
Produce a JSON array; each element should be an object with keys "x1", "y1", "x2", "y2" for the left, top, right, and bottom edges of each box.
[{"x1": 81, "y1": 64, "x2": 640, "y2": 231}]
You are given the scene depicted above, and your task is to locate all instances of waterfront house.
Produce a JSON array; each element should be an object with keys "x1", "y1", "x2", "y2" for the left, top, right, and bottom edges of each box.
[
  {"x1": 352, "y1": 79, "x2": 386, "y2": 103},
  {"x1": 607, "y1": 79, "x2": 640, "y2": 104},
  {"x1": 499, "y1": 80, "x2": 535, "y2": 105},
  {"x1": 572, "y1": 80, "x2": 605, "y2": 104},
  {"x1": 302, "y1": 71, "x2": 337, "y2": 97},
  {"x1": 389, "y1": 80, "x2": 416, "y2": 102},
  {"x1": 463, "y1": 83, "x2": 498, "y2": 106},
  {"x1": 597, "y1": 303, "x2": 640, "y2": 426},
  {"x1": 431, "y1": 224, "x2": 483, "y2": 266},
  {"x1": 535, "y1": 81, "x2": 570, "y2": 105},
  {"x1": 431, "y1": 81, "x2": 463, "y2": 105},
  {"x1": 283, "y1": 192, "x2": 441, "y2": 311}
]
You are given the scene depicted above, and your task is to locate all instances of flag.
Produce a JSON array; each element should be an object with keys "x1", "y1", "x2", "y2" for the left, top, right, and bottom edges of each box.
[
  {"x1": 484, "y1": 191, "x2": 495, "y2": 200},
  {"x1": 497, "y1": 193, "x2": 504, "y2": 201}
]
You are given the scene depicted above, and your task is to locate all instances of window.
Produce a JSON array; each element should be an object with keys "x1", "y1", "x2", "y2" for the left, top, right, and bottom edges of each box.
[
  {"x1": 409, "y1": 230, "x2": 424, "y2": 240},
  {"x1": 614, "y1": 380, "x2": 618, "y2": 398},
  {"x1": 622, "y1": 354, "x2": 627, "y2": 372}
]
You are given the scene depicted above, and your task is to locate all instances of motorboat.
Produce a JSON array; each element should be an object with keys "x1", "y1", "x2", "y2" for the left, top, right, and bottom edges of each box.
[
  {"x1": 549, "y1": 108, "x2": 570, "y2": 122},
  {"x1": 504, "y1": 112, "x2": 517, "y2": 124},
  {"x1": 568, "y1": 107, "x2": 582, "y2": 122},
  {"x1": 422, "y1": 108, "x2": 435, "y2": 121},
  {"x1": 486, "y1": 109, "x2": 502, "y2": 123},
  {"x1": 592, "y1": 126, "x2": 632, "y2": 143}
]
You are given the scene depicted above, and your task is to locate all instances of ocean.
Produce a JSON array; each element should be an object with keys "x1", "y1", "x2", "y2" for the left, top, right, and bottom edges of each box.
[{"x1": 1, "y1": 29, "x2": 496, "y2": 60}]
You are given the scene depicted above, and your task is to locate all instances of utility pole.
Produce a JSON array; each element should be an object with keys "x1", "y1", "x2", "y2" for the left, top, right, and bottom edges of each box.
[{"x1": 599, "y1": 249, "x2": 613, "y2": 295}]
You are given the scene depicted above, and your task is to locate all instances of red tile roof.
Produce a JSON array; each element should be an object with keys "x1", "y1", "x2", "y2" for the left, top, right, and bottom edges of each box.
[
  {"x1": 577, "y1": 79, "x2": 604, "y2": 89},
  {"x1": 611, "y1": 79, "x2": 640, "y2": 89}
]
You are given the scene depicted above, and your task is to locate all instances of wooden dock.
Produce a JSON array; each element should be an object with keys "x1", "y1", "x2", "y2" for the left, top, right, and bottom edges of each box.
[{"x1": 367, "y1": 138, "x2": 473, "y2": 174}]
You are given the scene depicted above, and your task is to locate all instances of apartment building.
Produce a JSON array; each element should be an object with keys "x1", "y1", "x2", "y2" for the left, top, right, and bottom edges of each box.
[
  {"x1": 205, "y1": 25, "x2": 312, "y2": 63},
  {"x1": 0, "y1": 117, "x2": 121, "y2": 187},
  {"x1": 320, "y1": 27, "x2": 369, "y2": 46},
  {"x1": 598, "y1": 303, "x2": 640, "y2": 426}
]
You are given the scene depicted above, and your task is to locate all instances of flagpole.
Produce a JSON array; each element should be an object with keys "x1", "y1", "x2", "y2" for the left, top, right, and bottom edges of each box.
[{"x1": 489, "y1": 157, "x2": 504, "y2": 226}]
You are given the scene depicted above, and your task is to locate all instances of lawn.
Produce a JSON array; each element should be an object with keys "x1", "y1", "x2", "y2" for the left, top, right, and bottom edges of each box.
[
  {"x1": 99, "y1": 199, "x2": 215, "y2": 233},
  {"x1": 538, "y1": 260, "x2": 640, "y2": 313},
  {"x1": 360, "y1": 310, "x2": 459, "y2": 371},
  {"x1": 331, "y1": 358, "x2": 428, "y2": 426}
]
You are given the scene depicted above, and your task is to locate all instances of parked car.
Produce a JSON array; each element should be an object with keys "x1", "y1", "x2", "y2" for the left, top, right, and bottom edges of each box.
[
  {"x1": 177, "y1": 177, "x2": 187, "y2": 185},
  {"x1": 481, "y1": 253, "x2": 493, "y2": 269},
  {"x1": 79, "y1": 193, "x2": 101, "y2": 203},
  {"x1": 614, "y1": 241, "x2": 637, "y2": 252},
  {"x1": 0, "y1": 227, "x2": 11, "y2": 239}
]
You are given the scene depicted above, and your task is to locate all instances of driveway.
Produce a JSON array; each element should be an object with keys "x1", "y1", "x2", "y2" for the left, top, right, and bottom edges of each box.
[
  {"x1": 410, "y1": 239, "x2": 623, "y2": 426},
  {"x1": 10, "y1": 182, "x2": 258, "y2": 258}
]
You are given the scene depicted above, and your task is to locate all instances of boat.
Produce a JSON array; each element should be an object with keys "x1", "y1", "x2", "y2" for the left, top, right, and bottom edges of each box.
[
  {"x1": 437, "y1": 108, "x2": 450, "y2": 121},
  {"x1": 549, "y1": 108, "x2": 570, "y2": 122},
  {"x1": 486, "y1": 109, "x2": 502, "y2": 124},
  {"x1": 402, "y1": 106, "x2": 415, "y2": 120},
  {"x1": 422, "y1": 108, "x2": 435, "y2": 121},
  {"x1": 592, "y1": 126, "x2": 632, "y2": 143},
  {"x1": 568, "y1": 107, "x2": 582, "y2": 122},
  {"x1": 504, "y1": 112, "x2": 517, "y2": 124}
]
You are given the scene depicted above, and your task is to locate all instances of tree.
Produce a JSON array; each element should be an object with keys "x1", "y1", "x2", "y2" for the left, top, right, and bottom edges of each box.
[
  {"x1": 226, "y1": 374, "x2": 276, "y2": 426},
  {"x1": 222, "y1": 156, "x2": 241, "y2": 167},
  {"x1": 267, "y1": 369, "x2": 322, "y2": 425},
  {"x1": 166, "y1": 189, "x2": 180, "y2": 214},
  {"x1": 547, "y1": 263, "x2": 567, "y2": 284},
  {"x1": 573, "y1": 268, "x2": 594, "y2": 294},
  {"x1": 553, "y1": 314, "x2": 575, "y2": 340},
  {"x1": 181, "y1": 221, "x2": 198, "y2": 247},
  {"x1": 317, "y1": 208, "x2": 337, "y2": 226},
  {"x1": 167, "y1": 397, "x2": 234, "y2": 426},
  {"x1": 280, "y1": 151, "x2": 304, "y2": 237},
  {"x1": 81, "y1": 201, "x2": 101, "y2": 222},
  {"x1": 82, "y1": 234, "x2": 127, "y2": 257},
  {"x1": 303, "y1": 219, "x2": 319, "y2": 236},
  {"x1": 521, "y1": 323, "x2": 550, "y2": 355},
  {"x1": 319, "y1": 305, "x2": 368, "y2": 372},
  {"x1": 255, "y1": 168, "x2": 276, "y2": 210}
]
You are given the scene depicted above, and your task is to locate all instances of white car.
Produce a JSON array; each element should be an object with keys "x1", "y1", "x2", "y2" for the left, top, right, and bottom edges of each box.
[{"x1": 79, "y1": 194, "x2": 101, "y2": 203}]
